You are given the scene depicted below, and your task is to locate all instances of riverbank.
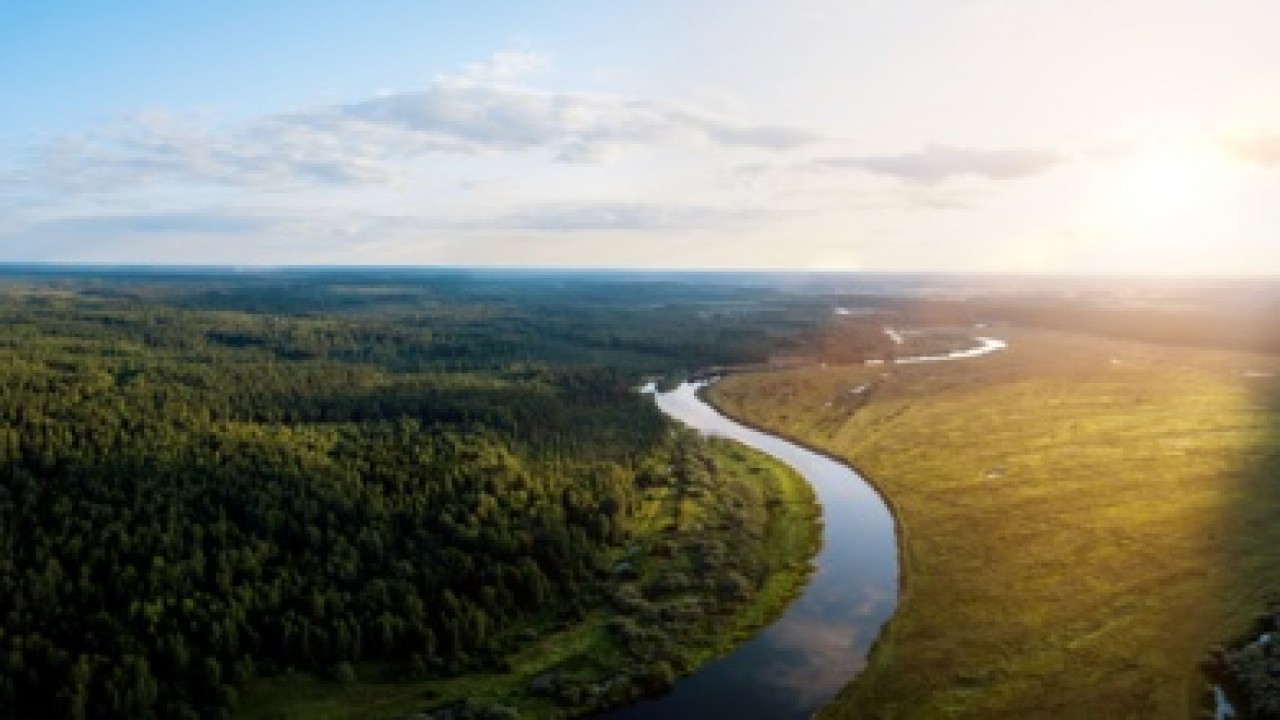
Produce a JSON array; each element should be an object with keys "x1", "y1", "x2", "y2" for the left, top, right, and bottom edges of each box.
[
  {"x1": 710, "y1": 328, "x2": 1280, "y2": 718},
  {"x1": 235, "y1": 435, "x2": 821, "y2": 720},
  {"x1": 692, "y1": 381, "x2": 912, "y2": 628},
  {"x1": 606, "y1": 380, "x2": 897, "y2": 719}
]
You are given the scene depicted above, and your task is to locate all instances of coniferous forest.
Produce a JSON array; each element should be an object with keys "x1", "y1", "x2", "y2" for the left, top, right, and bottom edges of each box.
[{"x1": 0, "y1": 269, "x2": 833, "y2": 720}]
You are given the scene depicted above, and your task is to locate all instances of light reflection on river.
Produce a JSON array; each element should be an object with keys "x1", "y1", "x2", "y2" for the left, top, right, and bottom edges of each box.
[
  {"x1": 600, "y1": 382, "x2": 899, "y2": 720},
  {"x1": 606, "y1": 335, "x2": 1007, "y2": 719}
]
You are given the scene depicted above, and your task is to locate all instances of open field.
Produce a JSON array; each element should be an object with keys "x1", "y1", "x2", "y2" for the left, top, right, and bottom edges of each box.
[
  {"x1": 236, "y1": 438, "x2": 821, "y2": 720},
  {"x1": 710, "y1": 328, "x2": 1280, "y2": 718}
]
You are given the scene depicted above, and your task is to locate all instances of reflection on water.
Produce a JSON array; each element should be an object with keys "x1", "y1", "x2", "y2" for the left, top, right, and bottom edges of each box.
[
  {"x1": 868, "y1": 336, "x2": 1008, "y2": 365},
  {"x1": 601, "y1": 382, "x2": 899, "y2": 720}
]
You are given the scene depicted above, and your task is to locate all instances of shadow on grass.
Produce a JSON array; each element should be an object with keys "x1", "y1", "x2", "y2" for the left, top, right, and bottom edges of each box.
[{"x1": 1211, "y1": 378, "x2": 1280, "y2": 717}]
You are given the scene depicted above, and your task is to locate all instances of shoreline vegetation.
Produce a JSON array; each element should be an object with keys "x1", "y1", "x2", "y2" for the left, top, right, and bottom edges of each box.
[
  {"x1": 237, "y1": 435, "x2": 822, "y2": 720},
  {"x1": 708, "y1": 327, "x2": 1280, "y2": 718}
]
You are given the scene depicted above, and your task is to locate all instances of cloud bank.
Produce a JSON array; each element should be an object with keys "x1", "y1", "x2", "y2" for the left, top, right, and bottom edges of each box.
[
  {"x1": 818, "y1": 144, "x2": 1061, "y2": 184},
  {"x1": 2, "y1": 49, "x2": 1099, "y2": 268},
  {"x1": 20, "y1": 68, "x2": 819, "y2": 195},
  {"x1": 497, "y1": 202, "x2": 765, "y2": 232}
]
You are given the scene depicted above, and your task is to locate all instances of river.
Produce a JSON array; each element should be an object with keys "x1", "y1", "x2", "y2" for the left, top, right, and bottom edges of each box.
[
  {"x1": 606, "y1": 335, "x2": 1007, "y2": 719},
  {"x1": 601, "y1": 381, "x2": 898, "y2": 719}
]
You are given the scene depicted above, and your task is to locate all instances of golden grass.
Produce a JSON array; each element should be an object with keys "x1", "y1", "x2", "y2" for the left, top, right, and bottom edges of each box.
[{"x1": 709, "y1": 328, "x2": 1280, "y2": 719}]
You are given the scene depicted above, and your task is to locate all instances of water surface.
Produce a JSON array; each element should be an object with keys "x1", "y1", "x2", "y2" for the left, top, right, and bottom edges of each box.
[
  {"x1": 610, "y1": 336, "x2": 1007, "y2": 718},
  {"x1": 603, "y1": 382, "x2": 899, "y2": 719}
]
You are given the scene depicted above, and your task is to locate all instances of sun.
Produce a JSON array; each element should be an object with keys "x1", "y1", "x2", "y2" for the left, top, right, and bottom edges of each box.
[
  {"x1": 1092, "y1": 133, "x2": 1238, "y2": 272},
  {"x1": 1117, "y1": 137, "x2": 1227, "y2": 226}
]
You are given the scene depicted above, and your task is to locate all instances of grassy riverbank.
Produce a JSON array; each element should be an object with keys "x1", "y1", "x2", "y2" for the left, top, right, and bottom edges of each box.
[
  {"x1": 236, "y1": 435, "x2": 821, "y2": 720},
  {"x1": 710, "y1": 328, "x2": 1280, "y2": 719}
]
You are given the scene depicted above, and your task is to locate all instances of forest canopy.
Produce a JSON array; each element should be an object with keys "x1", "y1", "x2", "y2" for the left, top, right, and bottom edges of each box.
[{"x1": 0, "y1": 270, "x2": 828, "y2": 720}]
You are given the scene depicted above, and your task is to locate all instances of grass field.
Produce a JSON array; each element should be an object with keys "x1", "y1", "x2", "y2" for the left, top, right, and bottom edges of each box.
[
  {"x1": 235, "y1": 438, "x2": 821, "y2": 720},
  {"x1": 709, "y1": 328, "x2": 1280, "y2": 719}
]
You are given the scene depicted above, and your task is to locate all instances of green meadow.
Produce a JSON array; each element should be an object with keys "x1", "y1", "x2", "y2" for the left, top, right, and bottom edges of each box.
[{"x1": 710, "y1": 328, "x2": 1280, "y2": 718}]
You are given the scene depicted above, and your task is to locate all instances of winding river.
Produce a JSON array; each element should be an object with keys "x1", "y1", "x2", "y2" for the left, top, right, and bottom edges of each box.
[
  {"x1": 606, "y1": 336, "x2": 1007, "y2": 719},
  {"x1": 602, "y1": 383, "x2": 896, "y2": 720}
]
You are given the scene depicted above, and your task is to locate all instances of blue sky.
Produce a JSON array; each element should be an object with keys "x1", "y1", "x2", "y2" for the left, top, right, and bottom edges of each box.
[
  {"x1": 2, "y1": 2, "x2": 635, "y2": 136},
  {"x1": 4, "y1": 0, "x2": 1280, "y2": 273}
]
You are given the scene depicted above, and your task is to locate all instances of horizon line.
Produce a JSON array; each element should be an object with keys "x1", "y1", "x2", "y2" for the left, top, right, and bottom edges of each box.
[{"x1": 0, "y1": 262, "x2": 1276, "y2": 282}]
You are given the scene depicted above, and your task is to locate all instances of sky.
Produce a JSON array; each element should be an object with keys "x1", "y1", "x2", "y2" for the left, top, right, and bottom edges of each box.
[{"x1": 3, "y1": 0, "x2": 1280, "y2": 274}]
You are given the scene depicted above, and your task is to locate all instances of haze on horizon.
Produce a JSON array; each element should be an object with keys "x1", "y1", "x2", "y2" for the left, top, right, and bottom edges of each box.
[{"x1": 3, "y1": 0, "x2": 1280, "y2": 276}]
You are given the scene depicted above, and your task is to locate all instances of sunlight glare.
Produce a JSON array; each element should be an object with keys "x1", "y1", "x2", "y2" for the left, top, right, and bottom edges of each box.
[
  {"x1": 1096, "y1": 133, "x2": 1237, "y2": 272},
  {"x1": 1118, "y1": 138, "x2": 1224, "y2": 223}
]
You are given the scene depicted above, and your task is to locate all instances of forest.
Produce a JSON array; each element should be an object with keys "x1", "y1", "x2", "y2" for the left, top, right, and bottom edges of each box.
[{"x1": 0, "y1": 269, "x2": 839, "y2": 720}]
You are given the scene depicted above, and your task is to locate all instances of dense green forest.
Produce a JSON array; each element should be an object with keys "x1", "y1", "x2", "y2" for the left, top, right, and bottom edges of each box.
[{"x1": 0, "y1": 270, "x2": 832, "y2": 720}]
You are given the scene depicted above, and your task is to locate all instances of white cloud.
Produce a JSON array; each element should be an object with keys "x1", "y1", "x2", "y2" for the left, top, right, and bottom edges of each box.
[
  {"x1": 817, "y1": 144, "x2": 1061, "y2": 184},
  {"x1": 17, "y1": 58, "x2": 819, "y2": 196},
  {"x1": 497, "y1": 202, "x2": 766, "y2": 232},
  {"x1": 0, "y1": 208, "x2": 431, "y2": 264},
  {"x1": 22, "y1": 212, "x2": 276, "y2": 236},
  {"x1": 456, "y1": 49, "x2": 553, "y2": 85},
  {"x1": 0, "y1": 199, "x2": 771, "y2": 264},
  {"x1": 320, "y1": 82, "x2": 817, "y2": 159}
]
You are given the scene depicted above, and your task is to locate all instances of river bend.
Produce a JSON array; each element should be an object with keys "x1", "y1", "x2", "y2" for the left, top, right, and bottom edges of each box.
[
  {"x1": 607, "y1": 335, "x2": 1006, "y2": 718},
  {"x1": 603, "y1": 382, "x2": 898, "y2": 719}
]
